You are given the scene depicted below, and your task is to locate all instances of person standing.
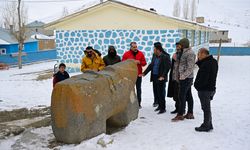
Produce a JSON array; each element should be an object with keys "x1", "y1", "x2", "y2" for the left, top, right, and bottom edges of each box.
[
  {"x1": 172, "y1": 38, "x2": 196, "y2": 122},
  {"x1": 167, "y1": 42, "x2": 182, "y2": 114},
  {"x1": 122, "y1": 42, "x2": 147, "y2": 108},
  {"x1": 53, "y1": 63, "x2": 70, "y2": 87},
  {"x1": 194, "y1": 48, "x2": 218, "y2": 132},
  {"x1": 81, "y1": 46, "x2": 105, "y2": 72},
  {"x1": 142, "y1": 42, "x2": 171, "y2": 114},
  {"x1": 103, "y1": 46, "x2": 121, "y2": 66}
]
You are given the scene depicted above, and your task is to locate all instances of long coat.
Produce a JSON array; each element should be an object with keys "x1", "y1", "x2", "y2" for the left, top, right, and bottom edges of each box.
[{"x1": 167, "y1": 58, "x2": 175, "y2": 98}]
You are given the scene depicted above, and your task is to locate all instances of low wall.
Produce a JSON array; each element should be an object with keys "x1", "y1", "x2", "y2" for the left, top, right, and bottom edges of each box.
[
  {"x1": 209, "y1": 47, "x2": 250, "y2": 56},
  {"x1": 0, "y1": 49, "x2": 56, "y2": 66}
]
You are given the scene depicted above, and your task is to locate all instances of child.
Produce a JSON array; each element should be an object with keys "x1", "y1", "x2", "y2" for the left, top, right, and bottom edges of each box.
[{"x1": 53, "y1": 63, "x2": 70, "y2": 87}]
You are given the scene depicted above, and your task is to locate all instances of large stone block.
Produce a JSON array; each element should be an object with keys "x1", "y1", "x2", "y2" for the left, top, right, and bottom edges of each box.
[{"x1": 51, "y1": 60, "x2": 139, "y2": 144}]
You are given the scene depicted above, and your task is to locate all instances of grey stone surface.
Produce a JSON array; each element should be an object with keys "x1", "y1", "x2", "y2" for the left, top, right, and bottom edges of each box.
[{"x1": 51, "y1": 60, "x2": 139, "y2": 144}]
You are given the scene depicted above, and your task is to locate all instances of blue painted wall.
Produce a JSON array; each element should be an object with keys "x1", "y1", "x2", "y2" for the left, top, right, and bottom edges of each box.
[
  {"x1": 0, "y1": 41, "x2": 38, "y2": 54},
  {"x1": 0, "y1": 49, "x2": 56, "y2": 65},
  {"x1": 209, "y1": 47, "x2": 250, "y2": 56},
  {"x1": 55, "y1": 29, "x2": 209, "y2": 72}
]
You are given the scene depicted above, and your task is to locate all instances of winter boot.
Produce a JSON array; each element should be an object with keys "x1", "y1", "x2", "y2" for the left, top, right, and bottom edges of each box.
[
  {"x1": 154, "y1": 107, "x2": 160, "y2": 112},
  {"x1": 170, "y1": 109, "x2": 178, "y2": 114},
  {"x1": 184, "y1": 113, "x2": 195, "y2": 119},
  {"x1": 195, "y1": 123, "x2": 213, "y2": 132},
  {"x1": 171, "y1": 115, "x2": 185, "y2": 122},
  {"x1": 157, "y1": 109, "x2": 166, "y2": 114},
  {"x1": 153, "y1": 103, "x2": 158, "y2": 107}
]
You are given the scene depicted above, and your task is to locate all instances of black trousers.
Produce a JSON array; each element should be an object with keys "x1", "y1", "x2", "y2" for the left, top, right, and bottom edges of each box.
[
  {"x1": 153, "y1": 75, "x2": 166, "y2": 111},
  {"x1": 136, "y1": 77, "x2": 142, "y2": 106},
  {"x1": 198, "y1": 91, "x2": 215, "y2": 127},
  {"x1": 153, "y1": 78, "x2": 158, "y2": 105},
  {"x1": 173, "y1": 81, "x2": 180, "y2": 111},
  {"x1": 178, "y1": 78, "x2": 194, "y2": 115}
]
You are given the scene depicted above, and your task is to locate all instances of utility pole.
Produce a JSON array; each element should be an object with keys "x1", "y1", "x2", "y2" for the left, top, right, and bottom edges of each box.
[{"x1": 217, "y1": 38, "x2": 222, "y2": 63}]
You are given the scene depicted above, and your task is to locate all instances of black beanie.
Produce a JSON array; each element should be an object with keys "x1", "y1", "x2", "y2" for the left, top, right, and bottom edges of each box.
[{"x1": 179, "y1": 38, "x2": 190, "y2": 49}]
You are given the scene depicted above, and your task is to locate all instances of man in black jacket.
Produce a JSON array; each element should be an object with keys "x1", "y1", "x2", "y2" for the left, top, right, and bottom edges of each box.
[
  {"x1": 194, "y1": 48, "x2": 218, "y2": 132},
  {"x1": 103, "y1": 46, "x2": 121, "y2": 66},
  {"x1": 141, "y1": 42, "x2": 171, "y2": 114}
]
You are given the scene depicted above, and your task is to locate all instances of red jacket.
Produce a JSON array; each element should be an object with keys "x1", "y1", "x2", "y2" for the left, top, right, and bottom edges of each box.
[{"x1": 122, "y1": 50, "x2": 147, "y2": 75}]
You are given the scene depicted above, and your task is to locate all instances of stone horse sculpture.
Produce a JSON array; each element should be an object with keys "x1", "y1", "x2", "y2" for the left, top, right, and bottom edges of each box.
[{"x1": 51, "y1": 60, "x2": 139, "y2": 143}]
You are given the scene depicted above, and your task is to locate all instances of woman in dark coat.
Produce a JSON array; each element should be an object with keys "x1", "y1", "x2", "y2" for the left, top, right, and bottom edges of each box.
[{"x1": 167, "y1": 43, "x2": 181, "y2": 114}]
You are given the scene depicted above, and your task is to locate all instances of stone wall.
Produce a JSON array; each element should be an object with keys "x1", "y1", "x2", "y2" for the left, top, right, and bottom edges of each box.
[
  {"x1": 55, "y1": 29, "x2": 209, "y2": 72},
  {"x1": 55, "y1": 30, "x2": 182, "y2": 72}
]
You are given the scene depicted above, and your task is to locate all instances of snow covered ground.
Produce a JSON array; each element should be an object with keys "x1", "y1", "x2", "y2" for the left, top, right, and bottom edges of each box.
[
  {"x1": 0, "y1": 56, "x2": 250, "y2": 150},
  {"x1": 0, "y1": 61, "x2": 56, "y2": 111}
]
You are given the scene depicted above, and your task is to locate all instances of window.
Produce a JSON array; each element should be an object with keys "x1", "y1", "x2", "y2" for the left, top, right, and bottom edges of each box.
[
  {"x1": 0, "y1": 48, "x2": 6, "y2": 55},
  {"x1": 182, "y1": 30, "x2": 188, "y2": 38},
  {"x1": 199, "y1": 31, "x2": 201, "y2": 45},
  {"x1": 207, "y1": 32, "x2": 210, "y2": 42},
  {"x1": 204, "y1": 31, "x2": 207, "y2": 43},
  {"x1": 192, "y1": 30, "x2": 195, "y2": 46}
]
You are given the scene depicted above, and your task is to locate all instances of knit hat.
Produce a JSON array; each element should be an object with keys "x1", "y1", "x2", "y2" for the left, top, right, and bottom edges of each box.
[{"x1": 179, "y1": 38, "x2": 190, "y2": 48}]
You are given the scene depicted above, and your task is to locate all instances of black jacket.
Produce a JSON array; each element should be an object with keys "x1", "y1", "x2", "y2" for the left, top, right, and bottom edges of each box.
[
  {"x1": 143, "y1": 52, "x2": 171, "y2": 82},
  {"x1": 103, "y1": 49, "x2": 121, "y2": 66},
  {"x1": 53, "y1": 71, "x2": 70, "y2": 87},
  {"x1": 194, "y1": 55, "x2": 218, "y2": 91},
  {"x1": 103, "y1": 55, "x2": 121, "y2": 66}
]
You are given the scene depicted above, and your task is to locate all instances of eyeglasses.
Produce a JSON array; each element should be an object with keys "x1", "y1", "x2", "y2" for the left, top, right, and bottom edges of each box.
[{"x1": 86, "y1": 51, "x2": 92, "y2": 54}]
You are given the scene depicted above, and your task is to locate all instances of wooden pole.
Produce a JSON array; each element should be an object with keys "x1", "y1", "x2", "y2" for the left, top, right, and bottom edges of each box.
[
  {"x1": 217, "y1": 38, "x2": 222, "y2": 63},
  {"x1": 17, "y1": 0, "x2": 22, "y2": 69}
]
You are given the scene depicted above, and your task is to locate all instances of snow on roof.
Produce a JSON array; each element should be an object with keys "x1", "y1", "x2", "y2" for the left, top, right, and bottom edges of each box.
[
  {"x1": 0, "y1": 27, "x2": 37, "y2": 44},
  {"x1": 26, "y1": 20, "x2": 45, "y2": 28},
  {"x1": 0, "y1": 39, "x2": 10, "y2": 45},
  {"x1": 31, "y1": 33, "x2": 55, "y2": 40},
  {"x1": 45, "y1": 0, "x2": 215, "y2": 31},
  {"x1": 0, "y1": 27, "x2": 18, "y2": 44}
]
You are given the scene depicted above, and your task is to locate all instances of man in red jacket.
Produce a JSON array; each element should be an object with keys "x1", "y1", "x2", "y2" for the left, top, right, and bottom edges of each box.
[{"x1": 122, "y1": 42, "x2": 147, "y2": 108}]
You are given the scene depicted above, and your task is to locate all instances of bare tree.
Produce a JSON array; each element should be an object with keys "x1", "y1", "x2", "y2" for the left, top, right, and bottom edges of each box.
[
  {"x1": 183, "y1": 0, "x2": 189, "y2": 20},
  {"x1": 62, "y1": 6, "x2": 69, "y2": 17},
  {"x1": 2, "y1": 1, "x2": 18, "y2": 31},
  {"x1": 2, "y1": 0, "x2": 28, "y2": 69},
  {"x1": 190, "y1": 0, "x2": 197, "y2": 21},
  {"x1": 17, "y1": 0, "x2": 26, "y2": 69},
  {"x1": 173, "y1": 0, "x2": 181, "y2": 17}
]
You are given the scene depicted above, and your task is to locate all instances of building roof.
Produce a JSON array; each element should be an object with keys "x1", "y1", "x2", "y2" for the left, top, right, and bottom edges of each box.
[
  {"x1": 45, "y1": 0, "x2": 216, "y2": 31},
  {"x1": 31, "y1": 33, "x2": 55, "y2": 40},
  {"x1": 0, "y1": 27, "x2": 37, "y2": 45},
  {"x1": 26, "y1": 20, "x2": 45, "y2": 28},
  {"x1": 0, "y1": 39, "x2": 10, "y2": 45}
]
